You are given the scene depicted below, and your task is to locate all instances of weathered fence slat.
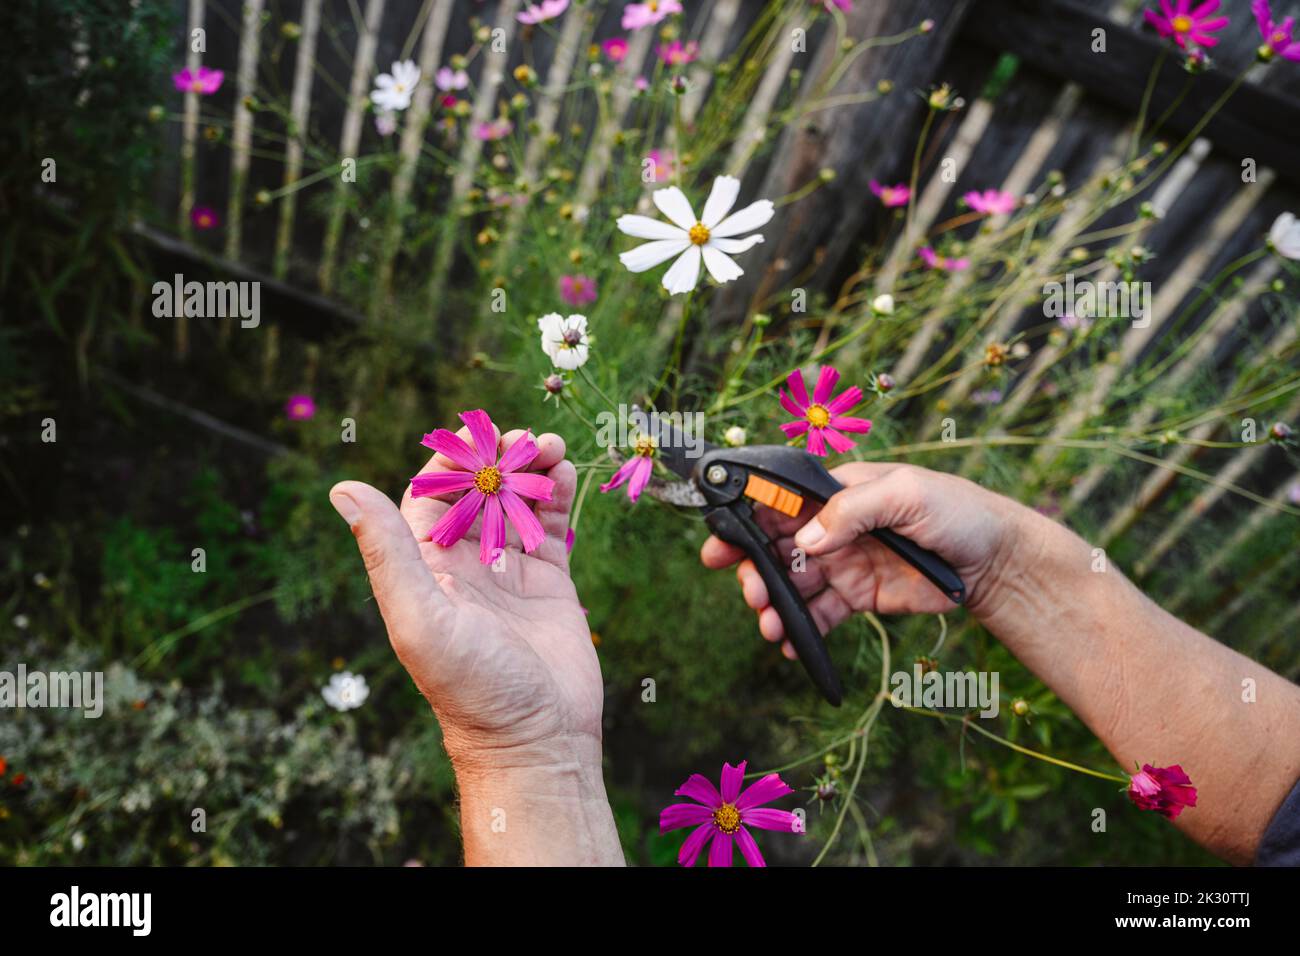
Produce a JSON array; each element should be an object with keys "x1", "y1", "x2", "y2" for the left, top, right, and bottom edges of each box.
[{"x1": 273, "y1": 0, "x2": 324, "y2": 280}]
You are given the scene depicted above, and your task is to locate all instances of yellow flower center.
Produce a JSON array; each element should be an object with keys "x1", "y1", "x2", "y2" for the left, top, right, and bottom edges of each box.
[
  {"x1": 648, "y1": 0, "x2": 659, "y2": 10},
  {"x1": 806, "y1": 404, "x2": 831, "y2": 429},
  {"x1": 191, "y1": 79, "x2": 204, "y2": 91},
  {"x1": 633, "y1": 434, "x2": 656, "y2": 458},
  {"x1": 1171, "y1": 15, "x2": 1192, "y2": 32},
  {"x1": 688, "y1": 222, "x2": 710, "y2": 245},
  {"x1": 1273, "y1": 31, "x2": 1286, "y2": 43},
  {"x1": 395, "y1": 82, "x2": 406, "y2": 92},
  {"x1": 713, "y1": 803, "x2": 741, "y2": 834},
  {"x1": 473, "y1": 465, "x2": 502, "y2": 494}
]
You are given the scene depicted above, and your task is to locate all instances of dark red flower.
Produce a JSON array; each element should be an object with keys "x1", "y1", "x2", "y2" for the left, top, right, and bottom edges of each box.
[{"x1": 1128, "y1": 763, "x2": 1197, "y2": 819}]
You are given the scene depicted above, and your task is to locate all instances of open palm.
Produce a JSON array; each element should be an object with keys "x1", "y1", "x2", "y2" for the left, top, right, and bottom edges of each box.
[{"x1": 330, "y1": 426, "x2": 602, "y2": 767}]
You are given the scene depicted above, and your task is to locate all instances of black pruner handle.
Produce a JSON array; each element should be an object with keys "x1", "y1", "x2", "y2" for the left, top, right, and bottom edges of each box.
[
  {"x1": 706, "y1": 505, "x2": 844, "y2": 706},
  {"x1": 712, "y1": 445, "x2": 967, "y2": 606}
]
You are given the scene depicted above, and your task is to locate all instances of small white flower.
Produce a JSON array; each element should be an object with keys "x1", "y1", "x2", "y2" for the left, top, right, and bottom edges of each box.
[
  {"x1": 71, "y1": 831, "x2": 86, "y2": 852},
  {"x1": 872, "y1": 293, "x2": 894, "y2": 315},
  {"x1": 371, "y1": 60, "x2": 421, "y2": 112},
  {"x1": 724, "y1": 426, "x2": 747, "y2": 446},
  {"x1": 322, "y1": 671, "x2": 369, "y2": 711},
  {"x1": 616, "y1": 175, "x2": 774, "y2": 295},
  {"x1": 1268, "y1": 212, "x2": 1300, "y2": 260},
  {"x1": 538, "y1": 313, "x2": 590, "y2": 370},
  {"x1": 12, "y1": 614, "x2": 29, "y2": 630}
]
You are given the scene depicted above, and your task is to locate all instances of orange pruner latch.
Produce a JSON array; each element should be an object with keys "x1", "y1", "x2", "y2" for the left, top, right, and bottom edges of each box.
[{"x1": 743, "y1": 473, "x2": 804, "y2": 517}]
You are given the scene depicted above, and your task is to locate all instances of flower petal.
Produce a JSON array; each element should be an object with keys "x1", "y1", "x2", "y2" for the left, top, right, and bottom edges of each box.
[
  {"x1": 600, "y1": 456, "x2": 640, "y2": 495},
  {"x1": 627, "y1": 456, "x2": 654, "y2": 502},
  {"x1": 828, "y1": 415, "x2": 872, "y2": 433},
  {"x1": 660, "y1": 803, "x2": 714, "y2": 832},
  {"x1": 708, "y1": 830, "x2": 734, "y2": 867},
  {"x1": 741, "y1": 808, "x2": 802, "y2": 832},
  {"x1": 720, "y1": 761, "x2": 746, "y2": 803},
  {"x1": 712, "y1": 199, "x2": 774, "y2": 238},
  {"x1": 409, "y1": 471, "x2": 477, "y2": 498},
  {"x1": 734, "y1": 826, "x2": 766, "y2": 867},
  {"x1": 674, "y1": 773, "x2": 722, "y2": 806},
  {"x1": 806, "y1": 428, "x2": 827, "y2": 457},
  {"x1": 620, "y1": 238, "x2": 691, "y2": 273},
  {"x1": 710, "y1": 235, "x2": 765, "y2": 255},
  {"x1": 785, "y1": 369, "x2": 810, "y2": 408},
  {"x1": 429, "y1": 490, "x2": 485, "y2": 546},
  {"x1": 501, "y1": 471, "x2": 554, "y2": 500},
  {"x1": 661, "y1": 245, "x2": 701, "y2": 295},
  {"x1": 497, "y1": 430, "x2": 541, "y2": 473},
  {"x1": 701, "y1": 245, "x2": 744, "y2": 284},
  {"x1": 678, "y1": 823, "x2": 714, "y2": 867},
  {"x1": 653, "y1": 186, "x2": 698, "y2": 230},
  {"x1": 825, "y1": 385, "x2": 864, "y2": 415},
  {"x1": 700, "y1": 175, "x2": 740, "y2": 228},
  {"x1": 421, "y1": 429, "x2": 482, "y2": 471},
  {"x1": 780, "y1": 420, "x2": 810, "y2": 438},
  {"x1": 778, "y1": 388, "x2": 806, "y2": 419},
  {"x1": 460, "y1": 409, "x2": 498, "y2": 467},
  {"x1": 735, "y1": 772, "x2": 794, "y2": 810},
  {"x1": 498, "y1": 488, "x2": 546, "y2": 553},
  {"x1": 616, "y1": 214, "x2": 687, "y2": 241},
  {"x1": 822, "y1": 427, "x2": 858, "y2": 454},
  {"x1": 479, "y1": 492, "x2": 506, "y2": 564},
  {"x1": 812, "y1": 365, "x2": 840, "y2": 404}
]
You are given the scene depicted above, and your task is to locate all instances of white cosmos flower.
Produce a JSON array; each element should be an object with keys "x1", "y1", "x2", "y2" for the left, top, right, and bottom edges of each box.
[
  {"x1": 371, "y1": 60, "x2": 421, "y2": 112},
  {"x1": 1268, "y1": 212, "x2": 1300, "y2": 260},
  {"x1": 538, "y1": 313, "x2": 590, "y2": 370},
  {"x1": 616, "y1": 176, "x2": 774, "y2": 295},
  {"x1": 322, "y1": 672, "x2": 369, "y2": 711}
]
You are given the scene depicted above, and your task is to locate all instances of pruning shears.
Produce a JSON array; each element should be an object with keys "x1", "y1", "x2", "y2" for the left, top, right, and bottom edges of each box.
[{"x1": 636, "y1": 416, "x2": 966, "y2": 707}]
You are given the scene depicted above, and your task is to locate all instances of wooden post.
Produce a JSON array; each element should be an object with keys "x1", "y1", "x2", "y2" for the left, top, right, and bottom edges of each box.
[{"x1": 273, "y1": 0, "x2": 323, "y2": 281}]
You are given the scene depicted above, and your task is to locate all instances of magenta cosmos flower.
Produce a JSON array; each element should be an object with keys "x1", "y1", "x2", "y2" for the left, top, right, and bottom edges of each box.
[
  {"x1": 474, "y1": 118, "x2": 513, "y2": 141},
  {"x1": 622, "y1": 0, "x2": 681, "y2": 31},
  {"x1": 285, "y1": 394, "x2": 316, "y2": 421},
  {"x1": 870, "y1": 180, "x2": 910, "y2": 208},
  {"x1": 779, "y1": 366, "x2": 872, "y2": 457},
  {"x1": 602, "y1": 37, "x2": 630, "y2": 62},
  {"x1": 190, "y1": 205, "x2": 218, "y2": 230},
  {"x1": 1144, "y1": 0, "x2": 1230, "y2": 49},
  {"x1": 1127, "y1": 763, "x2": 1198, "y2": 819},
  {"x1": 559, "y1": 274, "x2": 598, "y2": 306},
  {"x1": 172, "y1": 65, "x2": 224, "y2": 94},
  {"x1": 964, "y1": 188, "x2": 1017, "y2": 216},
  {"x1": 918, "y1": 245, "x2": 970, "y2": 272},
  {"x1": 600, "y1": 432, "x2": 655, "y2": 502},
  {"x1": 518, "y1": 0, "x2": 568, "y2": 25},
  {"x1": 412, "y1": 410, "x2": 555, "y2": 565},
  {"x1": 1254, "y1": 0, "x2": 1300, "y2": 60},
  {"x1": 660, "y1": 761, "x2": 801, "y2": 867},
  {"x1": 657, "y1": 40, "x2": 699, "y2": 66}
]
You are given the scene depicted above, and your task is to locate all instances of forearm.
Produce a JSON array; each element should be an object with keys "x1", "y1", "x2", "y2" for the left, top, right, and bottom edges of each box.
[
  {"x1": 975, "y1": 500, "x2": 1300, "y2": 863},
  {"x1": 453, "y1": 734, "x2": 625, "y2": 866}
]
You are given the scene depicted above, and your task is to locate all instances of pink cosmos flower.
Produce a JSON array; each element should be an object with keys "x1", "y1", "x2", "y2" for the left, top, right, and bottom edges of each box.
[
  {"x1": 600, "y1": 432, "x2": 656, "y2": 502},
  {"x1": 778, "y1": 366, "x2": 872, "y2": 457},
  {"x1": 559, "y1": 274, "x2": 598, "y2": 306},
  {"x1": 435, "y1": 66, "x2": 468, "y2": 91},
  {"x1": 1127, "y1": 763, "x2": 1198, "y2": 819},
  {"x1": 634, "y1": 76, "x2": 650, "y2": 92},
  {"x1": 659, "y1": 761, "x2": 801, "y2": 867},
  {"x1": 474, "y1": 118, "x2": 514, "y2": 141},
  {"x1": 602, "y1": 37, "x2": 630, "y2": 62},
  {"x1": 918, "y1": 245, "x2": 970, "y2": 272},
  {"x1": 1144, "y1": 0, "x2": 1230, "y2": 49},
  {"x1": 173, "y1": 65, "x2": 224, "y2": 95},
  {"x1": 622, "y1": 0, "x2": 682, "y2": 31},
  {"x1": 645, "y1": 148, "x2": 674, "y2": 183},
  {"x1": 518, "y1": 0, "x2": 569, "y2": 25},
  {"x1": 285, "y1": 394, "x2": 316, "y2": 421},
  {"x1": 657, "y1": 40, "x2": 699, "y2": 66},
  {"x1": 816, "y1": 0, "x2": 853, "y2": 11},
  {"x1": 1253, "y1": 0, "x2": 1300, "y2": 60},
  {"x1": 190, "y1": 205, "x2": 218, "y2": 230},
  {"x1": 870, "y1": 180, "x2": 911, "y2": 208},
  {"x1": 963, "y1": 188, "x2": 1018, "y2": 216},
  {"x1": 412, "y1": 410, "x2": 555, "y2": 565}
]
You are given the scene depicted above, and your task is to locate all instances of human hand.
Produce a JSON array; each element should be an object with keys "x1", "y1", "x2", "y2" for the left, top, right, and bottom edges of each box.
[
  {"x1": 328, "y1": 423, "x2": 600, "y2": 774},
  {"x1": 699, "y1": 462, "x2": 1017, "y2": 659}
]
